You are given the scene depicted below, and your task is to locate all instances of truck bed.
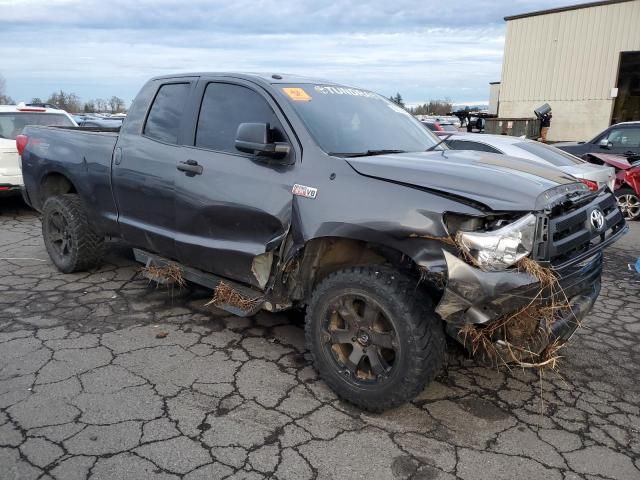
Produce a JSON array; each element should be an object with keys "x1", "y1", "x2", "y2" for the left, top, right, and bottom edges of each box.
[
  {"x1": 20, "y1": 125, "x2": 120, "y2": 234},
  {"x1": 43, "y1": 125, "x2": 121, "y2": 135}
]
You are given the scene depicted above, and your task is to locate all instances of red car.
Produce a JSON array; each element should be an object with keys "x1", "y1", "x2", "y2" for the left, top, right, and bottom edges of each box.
[{"x1": 585, "y1": 153, "x2": 640, "y2": 220}]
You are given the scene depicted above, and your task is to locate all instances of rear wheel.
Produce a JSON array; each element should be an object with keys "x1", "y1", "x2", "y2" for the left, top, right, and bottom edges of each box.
[
  {"x1": 615, "y1": 187, "x2": 640, "y2": 221},
  {"x1": 306, "y1": 266, "x2": 445, "y2": 411},
  {"x1": 42, "y1": 194, "x2": 105, "y2": 273}
]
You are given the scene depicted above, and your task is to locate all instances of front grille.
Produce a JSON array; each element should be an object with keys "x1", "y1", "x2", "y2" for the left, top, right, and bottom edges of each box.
[{"x1": 532, "y1": 191, "x2": 625, "y2": 268}]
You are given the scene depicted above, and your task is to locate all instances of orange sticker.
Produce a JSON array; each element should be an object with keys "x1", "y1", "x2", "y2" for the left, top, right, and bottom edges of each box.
[{"x1": 282, "y1": 87, "x2": 312, "y2": 102}]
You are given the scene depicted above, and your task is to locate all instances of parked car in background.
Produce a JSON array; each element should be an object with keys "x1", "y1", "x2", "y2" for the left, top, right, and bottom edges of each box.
[
  {"x1": 615, "y1": 165, "x2": 640, "y2": 221},
  {"x1": 555, "y1": 121, "x2": 640, "y2": 158},
  {"x1": 438, "y1": 123, "x2": 458, "y2": 132},
  {"x1": 424, "y1": 116, "x2": 461, "y2": 128},
  {"x1": 444, "y1": 133, "x2": 615, "y2": 192},
  {"x1": 581, "y1": 152, "x2": 640, "y2": 220},
  {"x1": 421, "y1": 120, "x2": 457, "y2": 133},
  {"x1": 0, "y1": 103, "x2": 76, "y2": 195},
  {"x1": 421, "y1": 120, "x2": 444, "y2": 132},
  {"x1": 77, "y1": 117, "x2": 123, "y2": 129}
]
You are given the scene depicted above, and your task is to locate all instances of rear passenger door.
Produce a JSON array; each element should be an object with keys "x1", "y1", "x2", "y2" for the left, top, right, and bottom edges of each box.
[
  {"x1": 175, "y1": 79, "x2": 297, "y2": 288},
  {"x1": 112, "y1": 80, "x2": 194, "y2": 257}
]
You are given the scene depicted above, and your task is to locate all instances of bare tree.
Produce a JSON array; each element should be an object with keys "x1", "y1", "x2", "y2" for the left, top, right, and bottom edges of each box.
[
  {"x1": 94, "y1": 98, "x2": 107, "y2": 112},
  {"x1": 83, "y1": 100, "x2": 96, "y2": 113},
  {"x1": 0, "y1": 73, "x2": 15, "y2": 104},
  {"x1": 108, "y1": 96, "x2": 125, "y2": 113},
  {"x1": 409, "y1": 98, "x2": 454, "y2": 116},
  {"x1": 46, "y1": 90, "x2": 82, "y2": 112}
]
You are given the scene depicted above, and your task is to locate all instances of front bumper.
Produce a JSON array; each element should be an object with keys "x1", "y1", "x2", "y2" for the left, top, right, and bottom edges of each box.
[{"x1": 436, "y1": 250, "x2": 604, "y2": 358}]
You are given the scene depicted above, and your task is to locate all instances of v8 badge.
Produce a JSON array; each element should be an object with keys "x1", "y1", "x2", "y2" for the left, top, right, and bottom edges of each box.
[{"x1": 292, "y1": 184, "x2": 318, "y2": 199}]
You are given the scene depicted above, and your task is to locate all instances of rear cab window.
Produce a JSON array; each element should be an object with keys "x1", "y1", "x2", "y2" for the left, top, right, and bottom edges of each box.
[
  {"x1": 0, "y1": 113, "x2": 74, "y2": 140},
  {"x1": 143, "y1": 83, "x2": 190, "y2": 144}
]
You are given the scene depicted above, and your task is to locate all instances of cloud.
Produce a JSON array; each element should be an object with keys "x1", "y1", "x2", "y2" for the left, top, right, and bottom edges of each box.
[{"x1": 0, "y1": 0, "x2": 571, "y2": 104}]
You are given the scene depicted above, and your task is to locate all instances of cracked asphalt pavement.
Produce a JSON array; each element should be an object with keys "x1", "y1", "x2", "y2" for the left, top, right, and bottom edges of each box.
[{"x1": 1, "y1": 197, "x2": 639, "y2": 480}]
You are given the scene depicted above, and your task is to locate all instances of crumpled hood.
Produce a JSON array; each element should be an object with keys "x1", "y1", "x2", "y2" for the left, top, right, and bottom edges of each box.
[{"x1": 346, "y1": 150, "x2": 577, "y2": 211}]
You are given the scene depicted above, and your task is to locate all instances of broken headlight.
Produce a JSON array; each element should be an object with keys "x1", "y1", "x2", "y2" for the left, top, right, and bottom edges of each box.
[{"x1": 456, "y1": 213, "x2": 536, "y2": 271}]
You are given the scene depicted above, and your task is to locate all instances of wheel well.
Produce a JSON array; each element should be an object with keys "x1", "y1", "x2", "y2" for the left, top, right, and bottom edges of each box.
[
  {"x1": 39, "y1": 173, "x2": 77, "y2": 207},
  {"x1": 285, "y1": 237, "x2": 429, "y2": 303}
]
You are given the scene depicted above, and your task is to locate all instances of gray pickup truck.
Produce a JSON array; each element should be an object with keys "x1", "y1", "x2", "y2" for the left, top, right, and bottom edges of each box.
[{"x1": 18, "y1": 73, "x2": 626, "y2": 410}]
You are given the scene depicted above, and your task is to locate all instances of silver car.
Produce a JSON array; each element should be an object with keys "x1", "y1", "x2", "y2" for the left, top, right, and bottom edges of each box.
[{"x1": 444, "y1": 133, "x2": 615, "y2": 191}]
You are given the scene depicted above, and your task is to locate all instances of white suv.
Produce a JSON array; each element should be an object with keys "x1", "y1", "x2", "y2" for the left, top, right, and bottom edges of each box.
[{"x1": 0, "y1": 103, "x2": 77, "y2": 195}]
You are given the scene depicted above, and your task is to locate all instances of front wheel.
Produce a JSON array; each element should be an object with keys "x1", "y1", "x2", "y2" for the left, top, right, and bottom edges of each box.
[
  {"x1": 42, "y1": 194, "x2": 105, "y2": 273},
  {"x1": 305, "y1": 266, "x2": 445, "y2": 412},
  {"x1": 615, "y1": 187, "x2": 640, "y2": 221}
]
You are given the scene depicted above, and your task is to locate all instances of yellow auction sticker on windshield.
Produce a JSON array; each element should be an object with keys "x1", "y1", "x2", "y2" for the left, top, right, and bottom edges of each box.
[{"x1": 282, "y1": 87, "x2": 312, "y2": 102}]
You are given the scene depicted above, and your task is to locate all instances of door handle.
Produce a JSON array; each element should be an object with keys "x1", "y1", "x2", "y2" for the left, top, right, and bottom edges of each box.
[
  {"x1": 177, "y1": 160, "x2": 203, "y2": 176},
  {"x1": 114, "y1": 147, "x2": 123, "y2": 165}
]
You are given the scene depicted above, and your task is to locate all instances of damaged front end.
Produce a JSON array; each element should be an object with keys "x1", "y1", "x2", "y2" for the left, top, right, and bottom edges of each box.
[{"x1": 436, "y1": 184, "x2": 626, "y2": 366}]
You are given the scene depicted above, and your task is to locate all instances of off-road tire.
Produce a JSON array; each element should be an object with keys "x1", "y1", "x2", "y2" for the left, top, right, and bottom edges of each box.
[
  {"x1": 42, "y1": 194, "x2": 105, "y2": 273},
  {"x1": 305, "y1": 266, "x2": 446, "y2": 411}
]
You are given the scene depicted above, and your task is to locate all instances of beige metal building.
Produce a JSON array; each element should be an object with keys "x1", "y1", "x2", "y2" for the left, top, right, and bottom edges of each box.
[{"x1": 497, "y1": 0, "x2": 640, "y2": 141}]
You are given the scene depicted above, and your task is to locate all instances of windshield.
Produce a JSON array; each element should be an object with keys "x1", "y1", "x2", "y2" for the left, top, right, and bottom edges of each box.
[
  {"x1": 280, "y1": 84, "x2": 441, "y2": 155},
  {"x1": 0, "y1": 113, "x2": 74, "y2": 140},
  {"x1": 514, "y1": 141, "x2": 583, "y2": 167}
]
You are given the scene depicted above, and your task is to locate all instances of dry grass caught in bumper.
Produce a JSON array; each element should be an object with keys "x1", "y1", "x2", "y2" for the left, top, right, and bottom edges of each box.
[
  {"x1": 206, "y1": 281, "x2": 262, "y2": 310},
  {"x1": 459, "y1": 257, "x2": 572, "y2": 370},
  {"x1": 140, "y1": 263, "x2": 186, "y2": 288}
]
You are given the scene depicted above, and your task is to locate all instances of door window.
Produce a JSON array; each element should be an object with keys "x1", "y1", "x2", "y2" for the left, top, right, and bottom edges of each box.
[
  {"x1": 195, "y1": 83, "x2": 285, "y2": 153},
  {"x1": 603, "y1": 127, "x2": 640, "y2": 148},
  {"x1": 143, "y1": 83, "x2": 190, "y2": 144}
]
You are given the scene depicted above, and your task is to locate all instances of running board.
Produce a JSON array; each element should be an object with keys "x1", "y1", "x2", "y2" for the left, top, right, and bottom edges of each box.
[{"x1": 133, "y1": 248, "x2": 264, "y2": 317}]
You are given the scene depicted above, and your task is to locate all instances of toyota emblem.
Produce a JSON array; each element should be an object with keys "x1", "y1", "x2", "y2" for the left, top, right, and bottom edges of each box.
[{"x1": 590, "y1": 208, "x2": 605, "y2": 232}]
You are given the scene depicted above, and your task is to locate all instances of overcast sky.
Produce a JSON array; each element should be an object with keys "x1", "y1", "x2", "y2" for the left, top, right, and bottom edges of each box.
[{"x1": 0, "y1": 0, "x2": 573, "y2": 107}]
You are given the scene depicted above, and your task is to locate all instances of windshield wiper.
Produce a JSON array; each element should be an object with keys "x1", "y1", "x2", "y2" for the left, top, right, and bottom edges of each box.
[
  {"x1": 425, "y1": 134, "x2": 453, "y2": 152},
  {"x1": 330, "y1": 149, "x2": 407, "y2": 158}
]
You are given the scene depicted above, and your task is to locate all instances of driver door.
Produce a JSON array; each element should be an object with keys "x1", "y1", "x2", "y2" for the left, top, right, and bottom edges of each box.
[{"x1": 174, "y1": 79, "x2": 297, "y2": 288}]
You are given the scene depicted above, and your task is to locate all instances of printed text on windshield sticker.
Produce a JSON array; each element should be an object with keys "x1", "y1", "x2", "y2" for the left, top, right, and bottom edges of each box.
[
  {"x1": 314, "y1": 86, "x2": 378, "y2": 98},
  {"x1": 282, "y1": 87, "x2": 312, "y2": 102}
]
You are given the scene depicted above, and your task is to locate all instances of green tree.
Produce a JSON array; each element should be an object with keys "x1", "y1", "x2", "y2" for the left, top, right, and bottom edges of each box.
[{"x1": 389, "y1": 93, "x2": 405, "y2": 108}]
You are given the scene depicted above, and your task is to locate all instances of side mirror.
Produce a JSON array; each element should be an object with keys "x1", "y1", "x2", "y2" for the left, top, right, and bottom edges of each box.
[
  {"x1": 599, "y1": 138, "x2": 612, "y2": 149},
  {"x1": 235, "y1": 123, "x2": 290, "y2": 159}
]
